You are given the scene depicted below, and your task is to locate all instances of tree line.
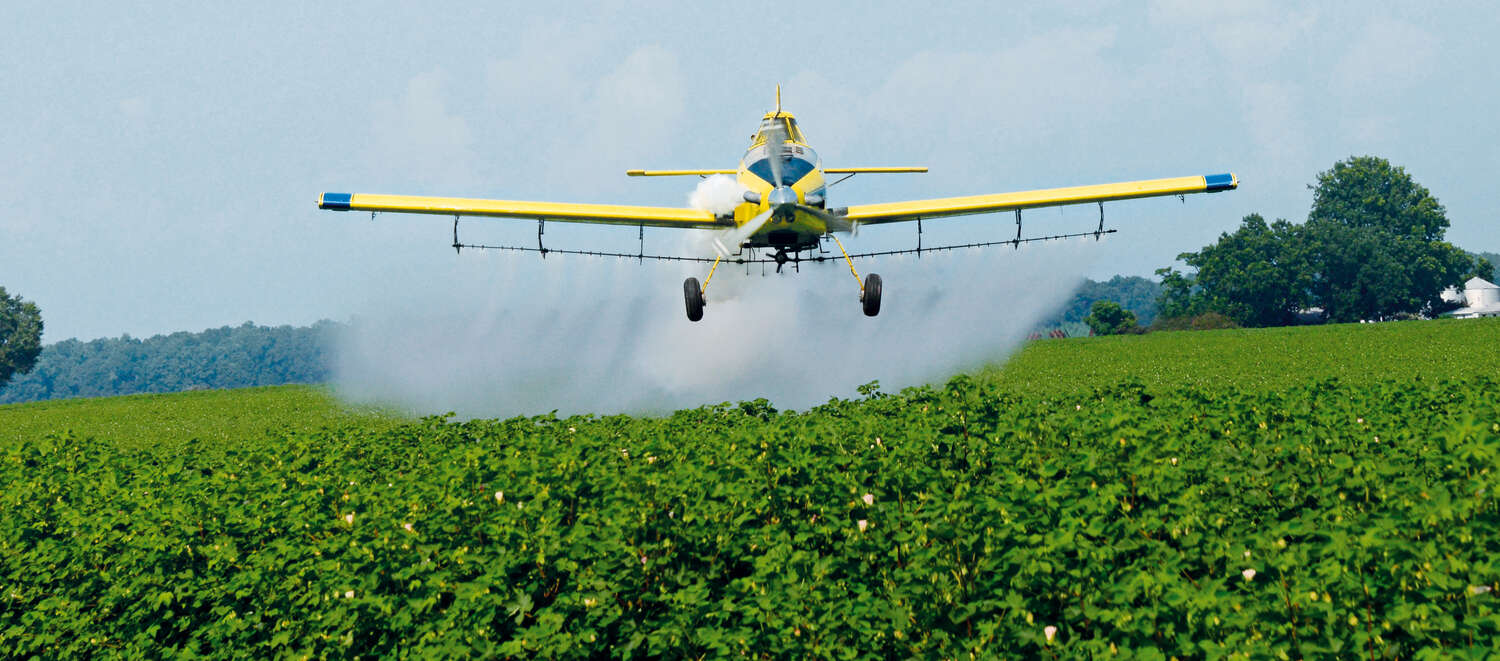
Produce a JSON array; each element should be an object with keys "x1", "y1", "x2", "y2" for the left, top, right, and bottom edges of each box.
[
  {"x1": 0, "y1": 321, "x2": 339, "y2": 404},
  {"x1": 1086, "y1": 156, "x2": 1492, "y2": 334}
]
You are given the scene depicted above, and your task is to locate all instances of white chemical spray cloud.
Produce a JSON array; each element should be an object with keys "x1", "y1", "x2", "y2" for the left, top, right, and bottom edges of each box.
[
  {"x1": 332, "y1": 238, "x2": 1094, "y2": 418},
  {"x1": 687, "y1": 174, "x2": 748, "y2": 216}
]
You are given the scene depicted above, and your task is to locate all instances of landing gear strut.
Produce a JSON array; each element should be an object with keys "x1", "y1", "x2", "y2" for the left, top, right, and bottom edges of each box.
[
  {"x1": 829, "y1": 233, "x2": 882, "y2": 318},
  {"x1": 684, "y1": 256, "x2": 722, "y2": 322}
]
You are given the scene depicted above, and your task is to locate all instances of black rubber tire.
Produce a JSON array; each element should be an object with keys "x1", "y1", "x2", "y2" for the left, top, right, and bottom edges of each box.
[
  {"x1": 862, "y1": 273, "x2": 882, "y2": 317},
  {"x1": 684, "y1": 277, "x2": 705, "y2": 322}
]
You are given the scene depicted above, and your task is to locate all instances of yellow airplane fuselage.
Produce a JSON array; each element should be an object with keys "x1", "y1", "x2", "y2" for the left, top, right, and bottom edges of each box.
[{"x1": 731, "y1": 111, "x2": 829, "y2": 252}]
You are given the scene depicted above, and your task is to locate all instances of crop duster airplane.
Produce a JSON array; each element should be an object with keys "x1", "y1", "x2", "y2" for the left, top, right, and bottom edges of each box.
[{"x1": 319, "y1": 90, "x2": 1237, "y2": 321}]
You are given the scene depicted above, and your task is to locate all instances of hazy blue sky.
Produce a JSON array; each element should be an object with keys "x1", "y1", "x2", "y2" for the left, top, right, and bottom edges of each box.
[{"x1": 5, "y1": 1, "x2": 1497, "y2": 342}]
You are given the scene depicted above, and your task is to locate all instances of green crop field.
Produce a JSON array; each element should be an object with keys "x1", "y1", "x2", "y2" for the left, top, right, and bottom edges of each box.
[
  {"x1": 2, "y1": 319, "x2": 1498, "y2": 658},
  {"x1": 981, "y1": 317, "x2": 1500, "y2": 396},
  {"x1": 0, "y1": 385, "x2": 404, "y2": 452}
]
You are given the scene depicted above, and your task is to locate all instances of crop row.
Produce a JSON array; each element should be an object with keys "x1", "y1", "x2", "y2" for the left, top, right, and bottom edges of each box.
[{"x1": 3, "y1": 377, "x2": 1498, "y2": 658}]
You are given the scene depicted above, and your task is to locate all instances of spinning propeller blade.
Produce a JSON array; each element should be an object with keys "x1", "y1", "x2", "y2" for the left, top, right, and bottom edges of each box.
[
  {"x1": 764, "y1": 121, "x2": 788, "y2": 188},
  {"x1": 711, "y1": 207, "x2": 774, "y2": 257}
]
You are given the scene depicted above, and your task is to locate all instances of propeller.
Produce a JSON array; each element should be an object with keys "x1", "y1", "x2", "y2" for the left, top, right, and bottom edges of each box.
[
  {"x1": 712, "y1": 206, "x2": 774, "y2": 258},
  {"x1": 711, "y1": 115, "x2": 861, "y2": 255},
  {"x1": 760, "y1": 119, "x2": 861, "y2": 235},
  {"x1": 817, "y1": 208, "x2": 858, "y2": 236},
  {"x1": 764, "y1": 121, "x2": 788, "y2": 189}
]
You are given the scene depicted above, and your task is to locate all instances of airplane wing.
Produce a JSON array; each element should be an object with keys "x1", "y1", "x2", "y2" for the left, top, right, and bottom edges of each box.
[
  {"x1": 823, "y1": 167, "x2": 929, "y2": 174},
  {"x1": 626, "y1": 167, "x2": 928, "y2": 176},
  {"x1": 625, "y1": 169, "x2": 737, "y2": 177},
  {"x1": 833, "y1": 173, "x2": 1237, "y2": 225},
  {"x1": 317, "y1": 193, "x2": 729, "y2": 229}
]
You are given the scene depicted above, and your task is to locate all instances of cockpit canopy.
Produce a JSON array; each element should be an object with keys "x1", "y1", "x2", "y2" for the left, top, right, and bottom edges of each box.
[{"x1": 751, "y1": 113, "x2": 806, "y2": 146}]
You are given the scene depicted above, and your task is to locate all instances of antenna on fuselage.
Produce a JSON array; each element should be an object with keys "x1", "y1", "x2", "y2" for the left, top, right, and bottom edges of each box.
[{"x1": 775, "y1": 84, "x2": 781, "y2": 115}]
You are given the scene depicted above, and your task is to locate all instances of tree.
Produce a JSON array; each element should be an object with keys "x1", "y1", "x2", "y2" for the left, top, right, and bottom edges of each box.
[
  {"x1": 0, "y1": 286, "x2": 44, "y2": 389},
  {"x1": 1155, "y1": 214, "x2": 1311, "y2": 327},
  {"x1": 1308, "y1": 156, "x2": 1448, "y2": 241},
  {"x1": 1039, "y1": 276, "x2": 1164, "y2": 330},
  {"x1": 1158, "y1": 157, "x2": 1483, "y2": 326},
  {"x1": 1304, "y1": 156, "x2": 1480, "y2": 322},
  {"x1": 1085, "y1": 300, "x2": 1138, "y2": 336},
  {"x1": 1470, "y1": 251, "x2": 1500, "y2": 282}
]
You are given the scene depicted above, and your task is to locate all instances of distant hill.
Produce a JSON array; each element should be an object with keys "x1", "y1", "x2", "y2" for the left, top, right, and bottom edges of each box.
[
  {"x1": 0, "y1": 321, "x2": 340, "y2": 404},
  {"x1": 1037, "y1": 275, "x2": 1163, "y2": 330},
  {"x1": 1475, "y1": 251, "x2": 1500, "y2": 281}
]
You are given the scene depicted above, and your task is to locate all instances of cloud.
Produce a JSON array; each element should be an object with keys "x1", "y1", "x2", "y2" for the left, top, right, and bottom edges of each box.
[
  {"x1": 1148, "y1": 1, "x2": 1320, "y2": 61},
  {"x1": 118, "y1": 96, "x2": 150, "y2": 120},
  {"x1": 1239, "y1": 81, "x2": 1308, "y2": 178},
  {"x1": 367, "y1": 70, "x2": 479, "y2": 190},
  {"x1": 1334, "y1": 17, "x2": 1437, "y2": 95},
  {"x1": 853, "y1": 28, "x2": 1126, "y2": 189},
  {"x1": 569, "y1": 45, "x2": 688, "y2": 191}
]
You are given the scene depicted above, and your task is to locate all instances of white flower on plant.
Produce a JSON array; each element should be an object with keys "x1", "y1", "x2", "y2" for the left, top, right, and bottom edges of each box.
[
  {"x1": 857, "y1": 519, "x2": 868, "y2": 532},
  {"x1": 343, "y1": 513, "x2": 355, "y2": 525},
  {"x1": 344, "y1": 590, "x2": 354, "y2": 599},
  {"x1": 1356, "y1": 417, "x2": 1364, "y2": 424},
  {"x1": 1044, "y1": 625, "x2": 1057, "y2": 643},
  {"x1": 495, "y1": 491, "x2": 504, "y2": 504},
  {"x1": 1243, "y1": 550, "x2": 1251, "y2": 559},
  {"x1": 862, "y1": 493, "x2": 874, "y2": 506},
  {"x1": 403, "y1": 523, "x2": 415, "y2": 533},
  {"x1": 1242, "y1": 568, "x2": 1256, "y2": 581},
  {"x1": 1170, "y1": 457, "x2": 1178, "y2": 466},
  {"x1": 1471, "y1": 585, "x2": 1493, "y2": 595}
]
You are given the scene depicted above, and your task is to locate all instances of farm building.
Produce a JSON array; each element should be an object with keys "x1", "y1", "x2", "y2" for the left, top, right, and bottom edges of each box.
[{"x1": 1447, "y1": 277, "x2": 1500, "y2": 319}]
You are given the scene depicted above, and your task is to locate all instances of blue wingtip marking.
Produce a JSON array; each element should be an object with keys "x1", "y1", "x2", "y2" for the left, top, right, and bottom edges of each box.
[
  {"x1": 1204, "y1": 173, "x2": 1236, "y2": 191},
  {"x1": 320, "y1": 193, "x2": 352, "y2": 210}
]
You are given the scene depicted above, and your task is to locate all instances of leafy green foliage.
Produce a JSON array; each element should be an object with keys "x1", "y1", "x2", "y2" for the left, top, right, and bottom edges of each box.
[
  {"x1": 0, "y1": 385, "x2": 403, "y2": 452},
  {"x1": 0, "y1": 286, "x2": 43, "y2": 389},
  {"x1": 1305, "y1": 221, "x2": 1478, "y2": 324},
  {"x1": 1473, "y1": 251, "x2": 1500, "y2": 282},
  {"x1": 1159, "y1": 157, "x2": 1482, "y2": 325},
  {"x1": 1307, "y1": 156, "x2": 1449, "y2": 241},
  {"x1": 4, "y1": 319, "x2": 1500, "y2": 657},
  {"x1": 1084, "y1": 301, "x2": 1138, "y2": 336},
  {"x1": 0, "y1": 321, "x2": 339, "y2": 404},
  {"x1": 1045, "y1": 276, "x2": 1163, "y2": 328},
  {"x1": 986, "y1": 317, "x2": 1499, "y2": 396},
  {"x1": 5, "y1": 379, "x2": 1498, "y2": 658},
  {"x1": 1148, "y1": 311, "x2": 1240, "y2": 332},
  {"x1": 1157, "y1": 214, "x2": 1311, "y2": 327}
]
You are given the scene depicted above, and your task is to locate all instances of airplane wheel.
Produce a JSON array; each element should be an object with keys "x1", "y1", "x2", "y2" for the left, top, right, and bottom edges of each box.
[
  {"x1": 862, "y1": 273, "x2": 882, "y2": 317},
  {"x1": 684, "y1": 277, "x2": 705, "y2": 322}
]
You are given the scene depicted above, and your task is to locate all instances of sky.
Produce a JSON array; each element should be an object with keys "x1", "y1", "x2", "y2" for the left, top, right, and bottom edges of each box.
[{"x1": 4, "y1": 1, "x2": 1498, "y2": 347}]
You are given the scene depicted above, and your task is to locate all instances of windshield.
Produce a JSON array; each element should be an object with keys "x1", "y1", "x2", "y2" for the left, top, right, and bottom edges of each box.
[{"x1": 753, "y1": 116, "x2": 804, "y2": 144}]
